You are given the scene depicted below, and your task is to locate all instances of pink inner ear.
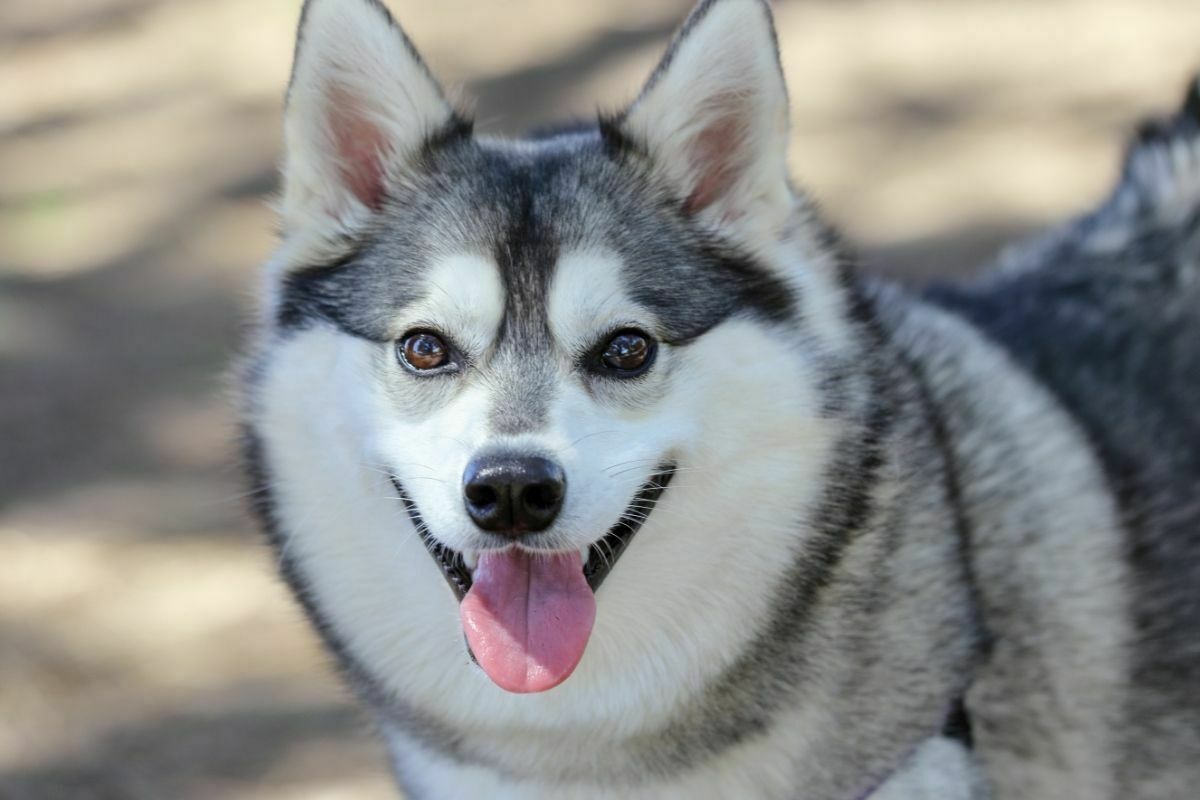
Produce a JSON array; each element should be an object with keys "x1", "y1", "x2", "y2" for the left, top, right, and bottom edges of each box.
[
  {"x1": 329, "y1": 87, "x2": 389, "y2": 211},
  {"x1": 682, "y1": 111, "x2": 747, "y2": 216}
]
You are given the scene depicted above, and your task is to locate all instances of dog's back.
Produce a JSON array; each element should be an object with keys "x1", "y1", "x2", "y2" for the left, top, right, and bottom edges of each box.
[{"x1": 927, "y1": 79, "x2": 1200, "y2": 791}]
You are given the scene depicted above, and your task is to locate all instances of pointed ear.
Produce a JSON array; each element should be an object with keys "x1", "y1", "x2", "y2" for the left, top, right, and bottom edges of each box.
[
  {"x1": 614, "y1": 0, "x2": 791, "y2": 235},
  {"x1": 282, "y1": 0, "x2": 464, "y2": 239}
]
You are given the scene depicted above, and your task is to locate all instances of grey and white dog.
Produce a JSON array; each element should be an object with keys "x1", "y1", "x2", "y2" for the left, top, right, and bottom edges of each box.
[{"x1": 238, "y1": 0, "x2": 1200, "y2": 797}]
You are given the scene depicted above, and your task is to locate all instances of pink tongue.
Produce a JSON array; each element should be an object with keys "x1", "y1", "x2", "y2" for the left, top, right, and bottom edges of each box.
[{"x1": 459, "y1": 550, "x2": 596, "y2": 693}]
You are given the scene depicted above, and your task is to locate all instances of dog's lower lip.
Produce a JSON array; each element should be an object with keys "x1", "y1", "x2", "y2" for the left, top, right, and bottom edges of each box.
[
  {"x1": 388, "y1": 465, "x2": 675, "y2": 600},
  {"x1": 388, "y1": 479, "x2": 473, "y2": 600},
  {"x1": 580, "y1": 466, "x2": 674, "y2": 592}
]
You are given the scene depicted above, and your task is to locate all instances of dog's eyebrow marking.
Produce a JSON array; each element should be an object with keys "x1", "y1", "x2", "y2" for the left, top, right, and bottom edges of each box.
[
  {"x1": 407, "y1": 253, "x2": 506, "y2": 349},
  {"x1": 547, "y1": 249, "x2": 637, "y2": 350}
]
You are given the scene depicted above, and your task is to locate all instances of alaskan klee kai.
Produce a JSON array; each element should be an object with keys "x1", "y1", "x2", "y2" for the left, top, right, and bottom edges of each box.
[{"x1": 239, "y1": 0, "x2": 1200, "y2": 796}]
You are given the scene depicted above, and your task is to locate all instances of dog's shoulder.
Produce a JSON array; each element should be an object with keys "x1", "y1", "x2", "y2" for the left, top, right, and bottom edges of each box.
[{"x1": 922, "y1": 76, "x2": 1200, "y2": 786}]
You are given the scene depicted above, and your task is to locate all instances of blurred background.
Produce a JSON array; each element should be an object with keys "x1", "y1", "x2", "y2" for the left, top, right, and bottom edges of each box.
[{"x1": 1, "y1": 0, "x2": 1198, "y2": 797}]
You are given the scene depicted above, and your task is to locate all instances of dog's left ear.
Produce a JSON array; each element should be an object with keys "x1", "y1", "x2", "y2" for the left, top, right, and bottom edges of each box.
[{"x1": 614, "y1": 0, "x2": 791, "y2": 238}]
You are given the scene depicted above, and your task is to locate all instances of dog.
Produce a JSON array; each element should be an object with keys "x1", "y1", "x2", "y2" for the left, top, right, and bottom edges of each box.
[{"x1": 237, "y1": 0, "x2": 1200, "y2": 796}]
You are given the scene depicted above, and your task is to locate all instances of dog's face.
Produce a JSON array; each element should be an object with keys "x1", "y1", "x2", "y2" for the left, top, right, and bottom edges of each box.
[{"x1": 248, "y1": 0, "x2": 863, "y2": 716}]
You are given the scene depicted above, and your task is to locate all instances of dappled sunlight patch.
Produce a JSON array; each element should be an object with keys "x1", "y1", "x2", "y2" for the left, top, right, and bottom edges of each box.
[
  {"x1": 0, "y1": 529, "x2": 321, "y2": 685},
  {"x1": 0, "y1": 526, "x2": 349, "y2": 782}
]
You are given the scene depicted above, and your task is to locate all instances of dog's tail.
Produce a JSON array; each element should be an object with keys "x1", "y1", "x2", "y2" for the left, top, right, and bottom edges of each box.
[
  {"x1": 990, "y1": 74, "x2": 1200, "y2": 277},
  {"x1": 1106, "y1": 73, "x2": 1200, "y2": 230}
]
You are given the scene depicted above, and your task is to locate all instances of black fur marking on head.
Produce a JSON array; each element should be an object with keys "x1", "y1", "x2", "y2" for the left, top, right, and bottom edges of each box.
[
  {"x1": 597, "y1": 112, "x2": 643, "y2": 159},
  {"x1": 424, "y1": 113, "x2": 476, "y2": 151},
  {"x1": 484, "y1": 155, "x2": 562, "y2": 434},
  {"x1": 275, "y1": 128, "x2": 797, "y2": 355},
  {"x1": 276, "y1": 249, "x2": 366, "y2": 332}
]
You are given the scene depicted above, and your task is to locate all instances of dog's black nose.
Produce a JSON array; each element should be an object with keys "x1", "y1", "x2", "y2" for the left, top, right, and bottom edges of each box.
[{"x1": 462, "y1": 455, "x2": 566, "y2": 536}]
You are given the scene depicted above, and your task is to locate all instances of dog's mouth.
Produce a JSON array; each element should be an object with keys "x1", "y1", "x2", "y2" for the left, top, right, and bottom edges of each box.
[
  {"x1": 389, "y1": 465, "x2": 675, "y2": 600},
  {"x1": 388, "y1": 464, "x2": 674, "y2": 693}
]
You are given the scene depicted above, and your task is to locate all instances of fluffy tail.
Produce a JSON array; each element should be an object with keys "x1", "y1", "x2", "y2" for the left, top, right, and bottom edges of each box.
[
  {"x1": 1108, "y1": 73, "x2": 1200, "y2": 228},
  {"x1": 993, "y1": 74, "x2": 1200, "y2": 275}
]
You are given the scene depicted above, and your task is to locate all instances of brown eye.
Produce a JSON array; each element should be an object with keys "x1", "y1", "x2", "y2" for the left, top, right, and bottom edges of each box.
[
  {"x1": 600, "y1": 330, "x2": 654, "y2": 375},
  {"x1": 398, "y1": 331, "x2": 450, "y2": 372}
]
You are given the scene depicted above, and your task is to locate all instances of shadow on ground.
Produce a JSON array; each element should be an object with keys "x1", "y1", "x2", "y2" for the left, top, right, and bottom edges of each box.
[{"x1": 3, "y1": 693, "x2": 376, "y2": 800}]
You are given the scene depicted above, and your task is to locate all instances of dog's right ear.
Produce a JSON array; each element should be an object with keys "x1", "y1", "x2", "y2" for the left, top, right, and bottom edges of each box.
[
  {"x1": 281, "y1": 0, "x2": 462, "y2": 244},
  {"x1": 609, "y1": 0, "x2": 791, "y2": 244}
]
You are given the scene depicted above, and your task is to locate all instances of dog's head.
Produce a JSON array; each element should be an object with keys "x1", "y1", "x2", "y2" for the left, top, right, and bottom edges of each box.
[{"x1": 248, "y1": 0, "x2": 867, "y2": 706}]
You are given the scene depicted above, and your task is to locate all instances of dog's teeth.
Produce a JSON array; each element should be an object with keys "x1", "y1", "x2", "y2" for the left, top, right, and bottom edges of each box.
[
  {"x1": 462, "y1": 551, "x2": 479, "y2": 571},
  {"x1": 580, "y1": 546, "x2": 591, "y2": 567}
]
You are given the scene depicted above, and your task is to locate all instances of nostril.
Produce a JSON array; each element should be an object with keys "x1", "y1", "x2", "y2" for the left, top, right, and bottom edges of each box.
[
  {"x1": 465, "y1": 483, "x2": 498, "y2": 510},
  {"x1": 522, "y1": 482, "x2": 562, "y2": 513}
]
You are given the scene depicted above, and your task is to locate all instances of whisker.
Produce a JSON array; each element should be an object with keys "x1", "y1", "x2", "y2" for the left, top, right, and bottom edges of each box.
[
  {"x1": 563, "y1": 430, "x2": 621, "y2": 450},
  {"x1": 363, "y1": 459, "x2": 438, "y2": 472},
  {"x1": 603, "y1": 457, "x2": 660, "y2": 473},
  {"x1": 597, "y1": 537, "x2": 615, "y2": 572},
  {"x1": 620, "y1": 503, "x2": 694, "y2": 524},
  {"x1": 607, "y1": 464, "x2": 705, "y2": 480},
  {"x1": 204, "y1": 482, "x2": 284, "y2": 508}
]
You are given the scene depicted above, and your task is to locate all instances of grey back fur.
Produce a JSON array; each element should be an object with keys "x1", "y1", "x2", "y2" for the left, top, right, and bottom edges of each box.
[{"x1": 890, "y1": 77, "x2": 1200, "y2": 797}]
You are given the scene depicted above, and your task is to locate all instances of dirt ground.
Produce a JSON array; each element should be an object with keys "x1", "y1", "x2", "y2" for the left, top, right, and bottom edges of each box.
[{"x1": 1, "y1": 1, "x2": 1198, "y2": 798}]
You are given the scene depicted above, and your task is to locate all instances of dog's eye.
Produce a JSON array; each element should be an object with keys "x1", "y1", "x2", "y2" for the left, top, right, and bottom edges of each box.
[
  {"x1": 398, "y1": 331, "x2": 450, "y2": 372},
  {"x1": 599, "y1": 330, "x2": 655, "y2": 375}
]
